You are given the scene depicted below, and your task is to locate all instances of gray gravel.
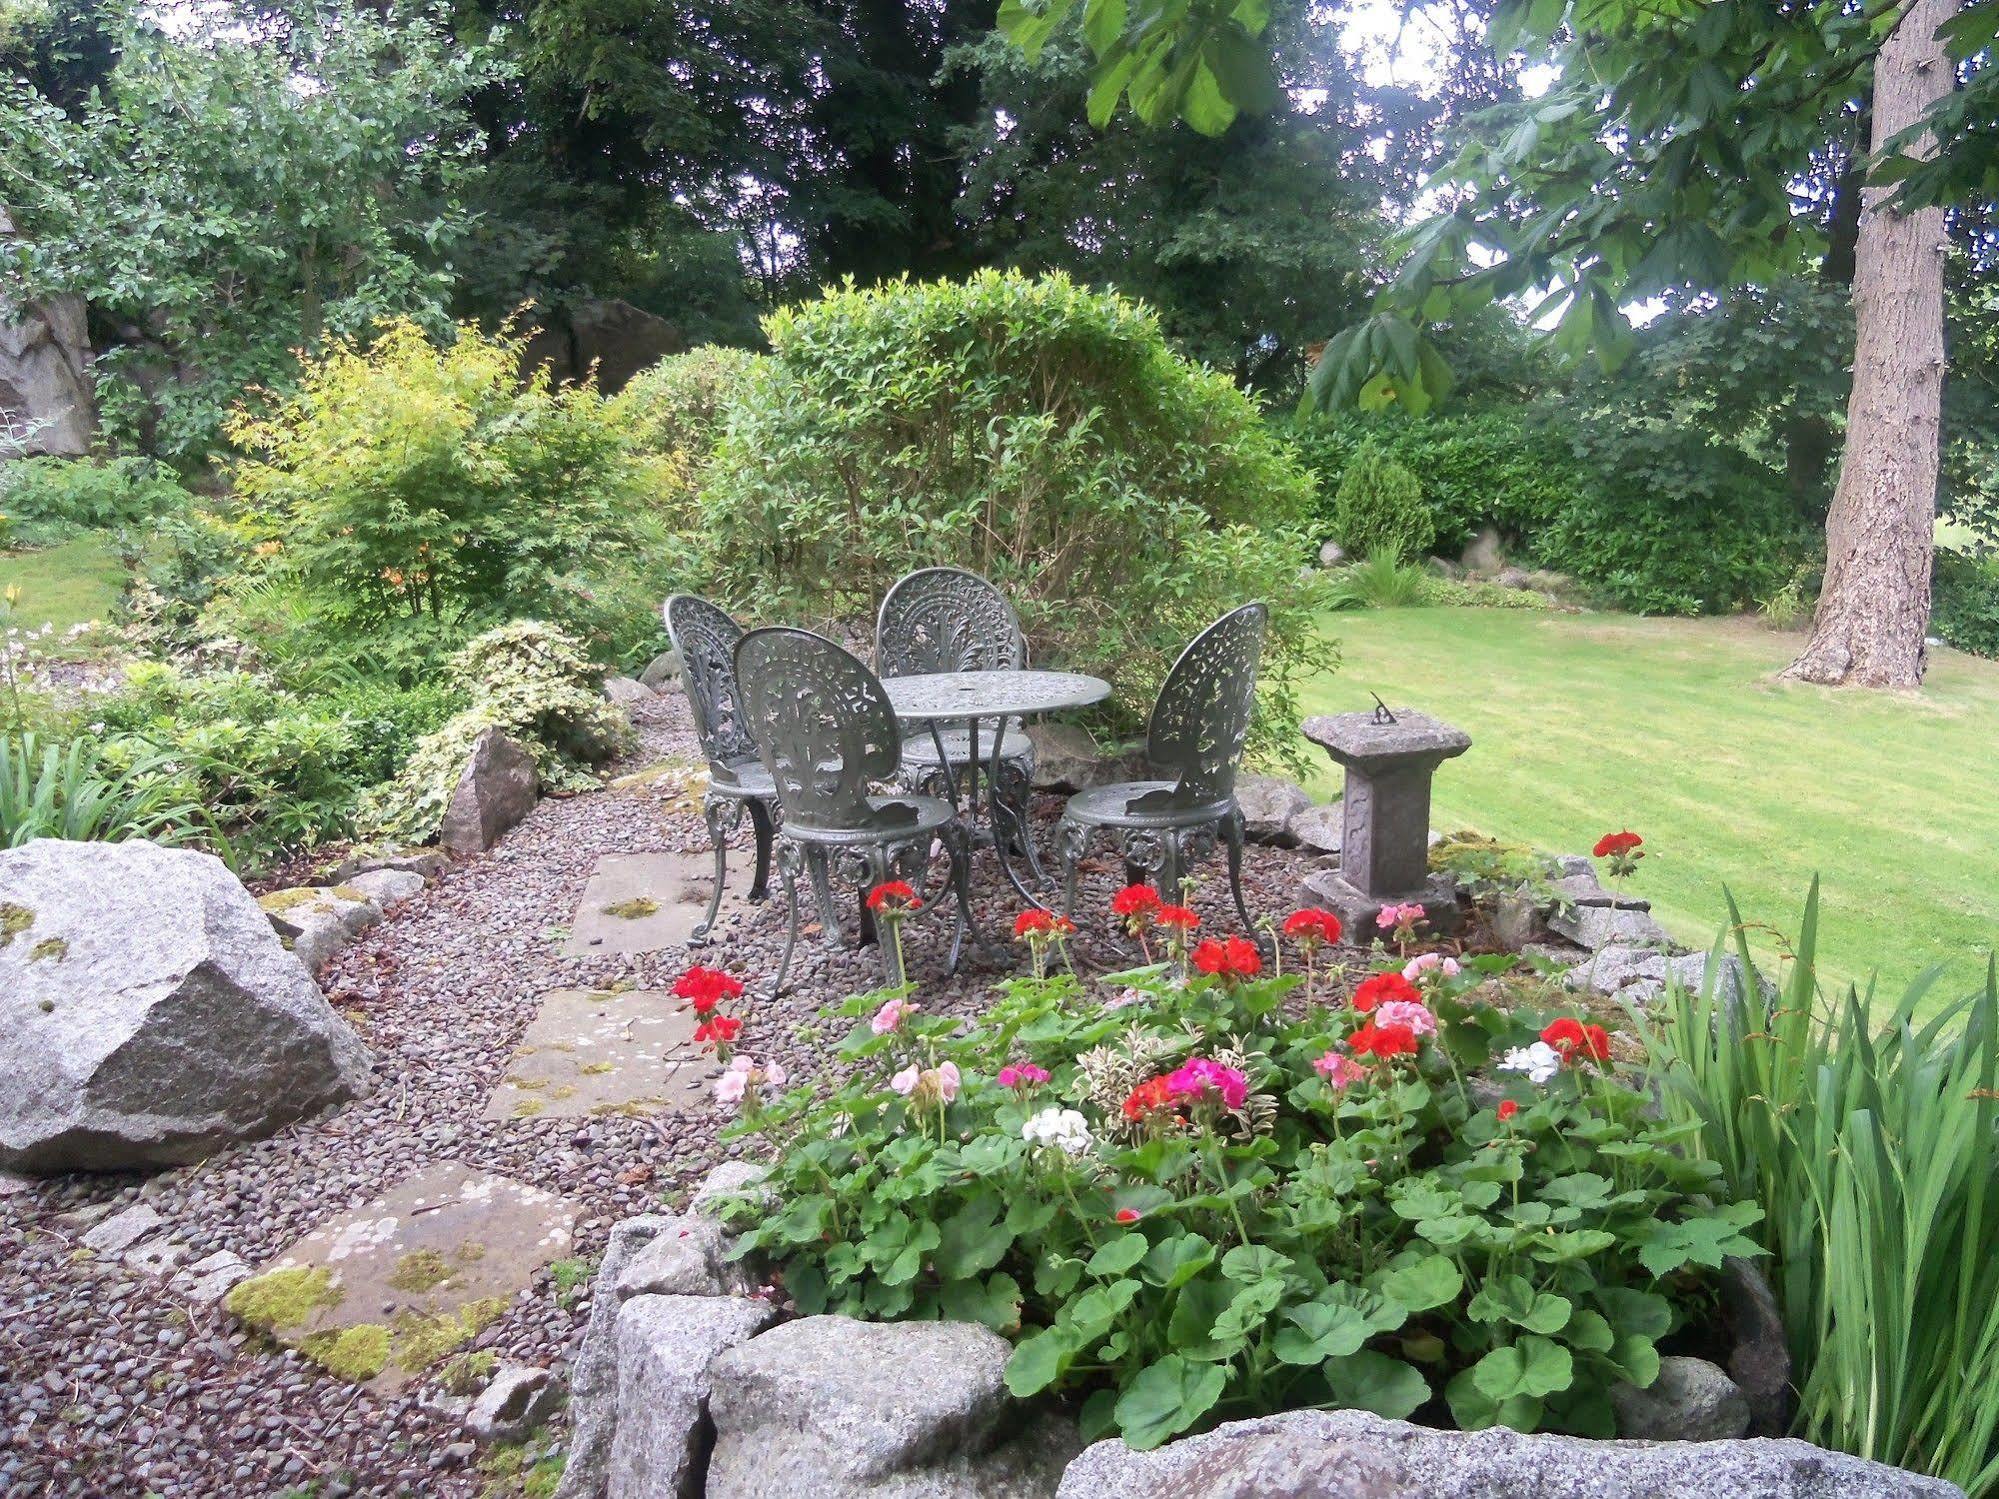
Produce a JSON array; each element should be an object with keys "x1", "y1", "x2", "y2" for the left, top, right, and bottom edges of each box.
[{"x1": 0, "y1": 691, "x2": 1330, "y2": 1497}]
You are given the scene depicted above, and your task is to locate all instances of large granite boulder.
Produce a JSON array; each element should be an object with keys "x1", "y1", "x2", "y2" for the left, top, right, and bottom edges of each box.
[
  {"x1": 1024, "y1": 723, "x2": 1145, "y2": 793},
  {"x1": 0, "y1": 209, "x2": 95, "y2": 455},
  {"x1": 0, "y1": 839, "x2": 371, "y2": 1173},
  {"x1": 1056, "y1": 1410, "x2": 1961, "y2": 1498},
  {"x1": 522, "y1": 298, "x2": 686, "y2": 393},
  {"x1": 439, "y1": 728, "x2": 539, "y2": 853},
  {"x1": 1611, "y1": 1355, "x2": 1751, "y2": 1442},
  {"x1": 706, "y1": 1316, "x2": 1076, "y2": 1497},
  {"x1": 608, "y1": 1295, "x2": 778, "y2": 1499},
  {"x1": 1235, "y1": 775, "x2": 1311, "y2": 845},
  {"x1": 555, "y1": 1214, "x2": 676, "y2": 1499}
]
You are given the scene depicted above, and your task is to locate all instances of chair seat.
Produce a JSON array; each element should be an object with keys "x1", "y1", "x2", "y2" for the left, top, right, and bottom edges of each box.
[
  {"x1": 782, "y1": 793, "x2": 959, "y2": 847},
  {"x1": 898, "y1": 722, "x2": 1033, "y2": 769},
  {"x1": 707, "y1": 758, "x2": 776, "y2": 798},
  {"x1": 1062, "y1": 780, "x2": 1234, "y2": 830}
]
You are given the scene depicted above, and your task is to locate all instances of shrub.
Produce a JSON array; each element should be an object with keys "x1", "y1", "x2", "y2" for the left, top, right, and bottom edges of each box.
[
  {"x1": 1652, "y1": 885, "x2": 1999, "y2": 1494},
  {"x1": 226, "y1": 319, "x2": 654, "y2": 652},
  {"x1": 718, "y1": 940, "x2": 1762, "y2": 1451},
  {"x1": 1288, "y1": 407, "x2": 1583, "y2": 553},
  {"x1": 1322, "y1": 554, "x2": 1431, "y2": 610},
  {"x1": 1932, "y1": 549, "x2": 1999, "y2": 659},
  {"x1": 357, "y1": 620, "x2": 634, "y2": 843},
  {"x1": 0, "y1": 732, "x2": 215, "y2": 850},
  {"x1": 1531, "y1": 418, "x2": 1812, "y2": 615},
  {"x1": 1328, "y1": 444, "x2": 1433, "y2": 564},
  {"x1": 615, "y1": 345, "x2": 761, "y2": 471},
  {"x1": 0, "y1": 455, "x2": 193, "y2": 546},
  {"x1": 695, "y1": 271, "x2": 1324, "y2": 762}
]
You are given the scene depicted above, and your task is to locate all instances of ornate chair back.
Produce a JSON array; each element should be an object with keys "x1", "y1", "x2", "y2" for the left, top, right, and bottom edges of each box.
[
  {"x1": 875, "y1": 566, "x2": 1027, "y2": 678},
  {"x1": 1145, "y1": 602, "x2": 1268, "y2": 811},
  {"x1": 734, "y1": 627, "x2": 904, "y2": 833},
  {"x1": 664, "y1": 595, "x2": 760, "y2": 783}
]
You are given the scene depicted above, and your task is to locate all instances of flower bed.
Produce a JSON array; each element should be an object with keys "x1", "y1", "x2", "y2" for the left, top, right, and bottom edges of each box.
[{"x1": 700, "y1": 890, "x2": 1766, "y2": 1452}]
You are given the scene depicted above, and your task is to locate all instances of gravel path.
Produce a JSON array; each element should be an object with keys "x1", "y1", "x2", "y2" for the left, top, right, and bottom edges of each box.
[{"x1": 0, "y1": 690, "x2": 1327, "y2": 1498}]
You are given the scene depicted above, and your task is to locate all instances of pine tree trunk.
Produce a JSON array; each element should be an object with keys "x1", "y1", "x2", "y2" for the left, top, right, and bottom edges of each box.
[{"x1": 1782, "y1": 0, "x2": 1956, "y2": 688}]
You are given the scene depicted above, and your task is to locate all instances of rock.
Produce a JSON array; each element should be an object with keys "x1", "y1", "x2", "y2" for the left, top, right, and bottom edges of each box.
[
  {"x1": 1550, "y1": 853, "x2": 1594, "y2": 878},
  {"x1": 0, "y1": 839, "x2": 371, "y2": 1174},
  {"x1": 1428, "y1": 557, "x2": 1465, "y2": 581},
  {"x1": 341, "y1": 869, "x2": 426, "y2": 907},
  {"x1": 1721, "y1": 1256, "x2": 1793, "y2": 1437},
  {"x1": 1612, "y1": 1356, "x2": 1752, "y2": 1442},
  {"x1": 1521, "y1": 939, "x2": 1589, "y2": 972},
  {"x1": 1490, "y1": 890, "x2": 1544, "y2": 951},
  {"x1": 1563, "y1": 944, "x2": 1670, "y2": 998},
  {"x1": 639, "y1": 649, "x2": 684, "y2": 693},
  {"x1": 1024, "y1": 722, "x2": 1144, "y2": 794},
  {"x1": 706, "y1": 1315, "x2": 1076, "y2": 1498},
  {"x1": 554, "y1": 1215, "x2": 675, "y2": 1499},
  {"x1": 81, "y1": 1204, "x2": 166, "y2": 1256},
  {"x1": 1548, "y1": 901, "x2": 1671, "y2": 952},
  {"x1": 616, "y1": 1214, "x2": 758, "y2": 1300},
  {"x1": 608, "y1": 1296, "x2": 778, "y2": 1499},
  {"x1": 438, "y1": 728, "x2": 539, "y2": 854},
  {"x1": 1461, "y1": 524, "x2": 1505, "y2": 575},
  {"x1": 1289, "y1": 802, "x2": 1343, "y2": 856},
  {"x1": 1298, "y1": 867, "x2": 1464, "y2": 940},
  {"x1": 522, "y1": 297, "x2": 686, "y2": 393},
  {"x1": 124, "y1": 1237, "x2": 187, "y2": 1275},
  {"x1": 1055, "y1": 1409, "x2": 1961, "y2": 1498},
  {"x1": 329, "y1": 846, "x2": 447, "y2": 883},
  {"x1": 604, "y1": 676, "x2": 655, "y2": 710},
  {"x1": 178, "y1": 1250, "x2": 253, "y2": 1306},
  {"x1": 1496, "y1": 565, "x2": 1533, "y2": 590},
  {"x1": 259, "y1": 887, "x2": 381, "y2": 974},
  {"x1": 690, "y1": 1162, "x2": 772, "y2": 1221},
  {"x1": 1667, "y1": 951, "x2": 1771, "y2": 1019},
  {"x1": 1317, "y1": 539, "x2": 1347, "y2": 568},
  {"x1": 1234, "y1": 775, "x2": 1311, "y2": 845},
  {"x1": 467, "y1": 1364, "x2": 562, "y2": 1445},
  {"x1": 1546, "y1": 871, "x2": 1650, "y2": 912},
  {"x1": 0, "y1": 210, "x2": 96, "y2": 455}
]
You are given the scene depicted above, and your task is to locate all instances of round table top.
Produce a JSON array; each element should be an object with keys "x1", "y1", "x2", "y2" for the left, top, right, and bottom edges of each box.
[{"x1": 883, "y1": 668, "x2": 1112, "y2": 721}]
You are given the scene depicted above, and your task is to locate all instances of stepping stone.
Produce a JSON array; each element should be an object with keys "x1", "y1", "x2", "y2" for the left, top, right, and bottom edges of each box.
[
  {"x1": 563, "y1": 852, "x2": 724, "y2": 957},
  {"x1": 224, "y1": 1162, "x2": 579, "y2": 1392},
  {"x1": 485, "y1": 988, "x2": 719, "y2": 1121}
]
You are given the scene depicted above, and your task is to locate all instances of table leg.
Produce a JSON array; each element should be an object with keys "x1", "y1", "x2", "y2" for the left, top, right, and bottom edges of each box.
[
  {"x1": 984, "y1": 713, "x2": 1039, "y2": 907},
  {"x1": 926, "y1": 721, "x2": 959, "y2": 813}
]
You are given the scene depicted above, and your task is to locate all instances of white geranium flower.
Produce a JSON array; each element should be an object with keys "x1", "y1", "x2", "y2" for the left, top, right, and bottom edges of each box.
[
  {"x1": 1021, "y1": 1107, "x2": 1093, "y2": 1156},
  {"x1": 1497, "y1": 1041, "x2": 1563, "y2": 1086}
]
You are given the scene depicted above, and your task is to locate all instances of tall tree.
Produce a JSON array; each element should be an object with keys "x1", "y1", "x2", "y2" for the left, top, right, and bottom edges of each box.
[{"x1": 1013, "y1": 0, "x2": 1999, "y2": 687}]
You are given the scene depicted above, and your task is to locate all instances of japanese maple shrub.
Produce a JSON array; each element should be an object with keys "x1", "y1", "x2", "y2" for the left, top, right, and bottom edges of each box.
[{"x1": 710, "y1": 896, "x2": 1764, "y2": 1450}]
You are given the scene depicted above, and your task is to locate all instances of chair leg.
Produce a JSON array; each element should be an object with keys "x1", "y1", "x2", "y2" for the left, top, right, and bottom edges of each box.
[
  {"x1": 1054, "y1": 818, "x2": 1088, "y2": 918},
  {"x1": 807, "y1": 848, "x2": 843, "y2": 948},
  {"x1": 943, "y1": 822, "x2": 975, "y2": 974},
  {"x1": 770, "y1": 843, "x2": 803, "y2": 999},
  {"x1": 1159, "y1": 831, "x2": 1183, "y2": 906},
  {"x1": 1223, "y1": 808, "x2": 1259, "y2": 943},
  {"x1": 865, "y1": 848, "x2": 903, "y2": 987},
  {"x1": 746, "y1": 799, "x2": 774, "y2": 903},
  {"x1": 693, "y1": 798, "x2": 731, "y2": 944}
]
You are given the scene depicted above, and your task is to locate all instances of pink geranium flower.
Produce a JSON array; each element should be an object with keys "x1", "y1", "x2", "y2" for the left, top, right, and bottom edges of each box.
[
  {"x1": 871, "y1": 997, "x2": 920, "y2": 1034},
  {"x1": 1401, "y1": 951, "x2": 1461, "y2": 983},
  {"x1": 1314, "y1": 1052, "x2": 1368, "y2": 1090},
  {"x1": 1164, "y1": 1057, "x2": 1248, "y2": 1111},
  {"x1": 1375, "y1": 999, "x2": 1438, "y2": 1037},
  {"x1": 998, "y1": 1063, "x2": 1050, "y2": 1089}
]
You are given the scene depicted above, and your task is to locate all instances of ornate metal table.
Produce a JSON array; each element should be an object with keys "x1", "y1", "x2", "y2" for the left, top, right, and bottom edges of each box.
[{"x1": 883, "y1": 668, "x2": 1112, "y2": 904}]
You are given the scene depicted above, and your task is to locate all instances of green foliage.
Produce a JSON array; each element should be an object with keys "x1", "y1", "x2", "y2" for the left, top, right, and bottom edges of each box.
[
  {"x1": 1327, "y1": 444, "x2": 1433, "y2": 565},
  {"x1": 0, "y1": 732, "x2": 213, "y2": 851},
  {"x1": 698, "y1": 271, "x2": 1325, "y2": 759},
  {"x1": 1322, "y1": 555, "x2": 1431, "y2": 612},
  {"x1": 0, "y1": 1, "x2": 505, "y2": 461},
  {"x1": 1933, "y1": 550, "x2": 1999, "y2": 660},
  {"x1": 358, "y1": 621, "x2": 633, "y2": 844},
  {"x1": 0, "y1": 457, "x2": 192, "y2": 546},
  {"x1": 1651, "y1": 885, "x2": 1999, "y2": 1495},
  {"x1": 725, "y1": 955, "x2": 1761, "y2": 1450},
  {"x1": 1289, "y1": 408, "x2": 1586, "y2": 553},
  {"x1": 228, "y1": 319, "x2": 653, "y2": 652},
  {"x1": 615, "y1": 346, "x2": 761, "y2": 465}
]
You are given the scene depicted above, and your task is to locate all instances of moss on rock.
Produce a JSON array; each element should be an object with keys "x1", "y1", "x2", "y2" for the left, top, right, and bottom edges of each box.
[
  {"x1": 225, "y1": 1266, "x2": 344, "y2": 1332},
  {"x1": 602, "y1": 897, "x2": 659, "y2": 919},
  {"x1": 389, "y1": 1297, "x2": 508, "y2": 1374},
  {"x1": 386, "y1": 1249, "x2": 458, "y2": 1294},
  {"x1": 0, "y1": 902, "x2": 34, "y2": 949},
  {"x1": 28, "y1": 936, "x2": 68, "y2": 962},
  {"x1": 300, "y1": 1324, "x2": 392, "y2": 1382}
]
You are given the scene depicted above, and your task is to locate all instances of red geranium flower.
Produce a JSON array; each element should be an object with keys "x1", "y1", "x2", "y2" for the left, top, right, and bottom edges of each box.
[
  {"x1": 1496, "y1": 1099, "x2": 1519, "y2": 1123},
  {"x1": 1156, "y1": 904, "x2": 1201, "y2": 933},
  {"x1": 673, "y1": 965, "x2": 744, "y2": 1016},
  {"x1": 694, "y1": 1015, "x2": 742, "y2": 1046},
  {"x1": 1190, "y1": 935, "x2": 1263, "y2": 980},
  {"x1": 866, "y1": 880, "x2": 921, "y2": 913},
  {"x1": 1593, "y1": 831, "x2": 1643, "y2": 860},
  {"x1": 1114, "y1": 1207, "x2": 1141, "y2": 1224},
  {"x1": 1541, "y1": 1017, "x2": 1612, "y2": 1065},
  {"x1": 1351, "y1": 971, "x2": 1421, "y2": 1014},
  {"x1": 1111, "y1": 884, "x2": 1163, "y2": 921},
  {"x1": 1282, "y1": 908, "x2": 1344, "y2": 946},
  {"x1": 1348, "y1": 1022, "x2": 1419, "y2": 1060},
  {"x1": 1121, "y1": 1076, "x2": 1179, "y2": 1122},
  {"x1": 1015, "y1": 909, "x2": 1055, "y2": 938}
]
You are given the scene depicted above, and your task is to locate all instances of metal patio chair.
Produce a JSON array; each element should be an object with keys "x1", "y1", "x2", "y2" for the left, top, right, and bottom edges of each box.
[
  {"x1": 1052, "y1": 602, "x2": 1268, "y2": 933},
  {"x1": 663, "y1": 594, "x2": 777, "y2": 942},
  {"x1": 734, "y1": 625, "x2": 975, "y2": 993},
  {"x1": 875, "y1": 566, "x2": 1039, "y2": 861}
]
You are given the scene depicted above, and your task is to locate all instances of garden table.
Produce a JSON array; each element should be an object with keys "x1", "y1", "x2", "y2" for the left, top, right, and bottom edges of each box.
[{"x1": 883, "y1": 668, "x2": 1111, "y2": 905}]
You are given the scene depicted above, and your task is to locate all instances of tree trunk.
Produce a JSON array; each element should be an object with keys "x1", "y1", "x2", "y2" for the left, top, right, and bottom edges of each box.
[{"x1": 1782, "y1": 0, "x2": 1956, "y2": 688}]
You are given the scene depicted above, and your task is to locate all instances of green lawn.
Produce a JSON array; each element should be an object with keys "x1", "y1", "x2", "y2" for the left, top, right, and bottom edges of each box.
[
  {"x1": 1298, "y1": 607, "x2": 1999, "y2": 1006},
  {"x1": 0, "y1": 533, "x2": 127, "y2": 636}
]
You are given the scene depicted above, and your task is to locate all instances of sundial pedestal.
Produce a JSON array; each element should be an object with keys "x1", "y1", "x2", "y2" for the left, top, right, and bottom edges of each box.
[{"x1": 1298, "y1": 708, "x2": 1472, "y2": 938}]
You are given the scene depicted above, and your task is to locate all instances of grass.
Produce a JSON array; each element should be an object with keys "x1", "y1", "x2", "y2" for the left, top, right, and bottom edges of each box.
[
  {"x1": 1297, "y1": 607, "x2": 1999, "y2": 1006},
  {"x1": 0, "y1": 533, "x2": 127, "y2": 635}
]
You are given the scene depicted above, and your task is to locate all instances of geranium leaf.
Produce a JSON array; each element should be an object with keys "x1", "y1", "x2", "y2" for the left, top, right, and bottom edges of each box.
[
  {"x1": 1378, "y1": 1253, "x2": 1464, "y2": 1313},
  {"x1": 1140, "y1": 1232, "x2": 1214, "y2": 1289},
  {"x1": 1272, "y1": 1300, "x2": 1372, "y2": 1364},
  {"x1": 1322, "y1": 1350, "x2": 1430, "y2": 1418},
  {"x1": 1114, "y1": 1355, "x2": 1227, "y2": 1450},
  {"x1": 1087, "y1": 1232, "x2": 1149, "y2": 1278}
]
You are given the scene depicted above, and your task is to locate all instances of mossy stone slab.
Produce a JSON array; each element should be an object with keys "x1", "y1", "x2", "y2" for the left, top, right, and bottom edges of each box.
[
  {"x1": 232, "y1": 1162, "x2": 579, "y2": 1392},
  {"x1": 562, "y1": 852, "x2": 724, "y2": 957},
  {"x1": 485, "y1": 988, "x2": 719, "y2": 1121}
]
